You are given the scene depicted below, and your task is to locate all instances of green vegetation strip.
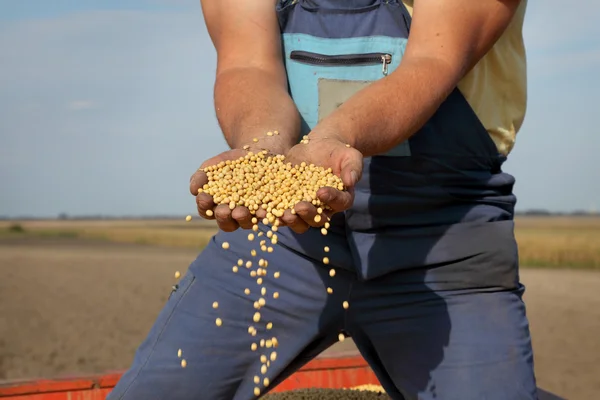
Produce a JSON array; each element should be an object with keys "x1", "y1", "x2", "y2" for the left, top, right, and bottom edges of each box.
[{"x1": 2, "y1": 217, "x2": 600, "y2": 271}]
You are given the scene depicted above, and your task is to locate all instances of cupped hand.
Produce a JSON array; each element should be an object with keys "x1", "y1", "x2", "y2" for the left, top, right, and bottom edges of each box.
[
  {"x1": 189, "y1": 148, "x2": 270, "y2": 232},
  {"x1": 281, "y1": 135, "x2": 363, "y2": 234}
]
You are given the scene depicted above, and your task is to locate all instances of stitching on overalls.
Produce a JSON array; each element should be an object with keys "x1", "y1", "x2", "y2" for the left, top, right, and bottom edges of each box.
[{"x1": 115, "y1": 273, "x2": 197, "y2": 399}]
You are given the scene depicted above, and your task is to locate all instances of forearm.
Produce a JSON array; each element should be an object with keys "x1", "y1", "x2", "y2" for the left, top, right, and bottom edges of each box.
[
  {"x1": 309, "y1": 57, "x2": 460, "y2": 158},
  {"x1": 214, "y1": 67, "x2": 301, "y2": 154}
]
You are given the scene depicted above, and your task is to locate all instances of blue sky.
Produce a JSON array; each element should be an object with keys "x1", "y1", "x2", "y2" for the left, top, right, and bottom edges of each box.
[{"x1": 0, "y1": 0, "x2": 598, "y2": 218}]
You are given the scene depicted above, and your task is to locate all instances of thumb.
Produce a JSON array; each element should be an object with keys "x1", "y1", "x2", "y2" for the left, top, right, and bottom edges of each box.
[{"x1": 339, "y1": 149, "x2": 363, "y2": 189}]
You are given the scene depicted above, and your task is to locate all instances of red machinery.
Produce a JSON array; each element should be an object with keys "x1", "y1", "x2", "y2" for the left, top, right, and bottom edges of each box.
[{"x1": 0, "y1": 355, "x2": 380, "y2": 399}]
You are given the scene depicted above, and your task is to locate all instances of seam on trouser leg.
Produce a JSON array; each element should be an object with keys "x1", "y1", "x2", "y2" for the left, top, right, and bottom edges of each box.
[{"x1": 115, "y1": 273, "x2": 197, "y2": 400}]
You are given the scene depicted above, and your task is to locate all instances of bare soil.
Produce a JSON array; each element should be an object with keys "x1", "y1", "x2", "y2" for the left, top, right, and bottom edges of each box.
[{"x1": 0, "y1": 237, "x2": 598, "y2": 399}]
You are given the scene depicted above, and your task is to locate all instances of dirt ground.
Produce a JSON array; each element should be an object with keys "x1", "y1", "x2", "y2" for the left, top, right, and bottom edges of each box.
[{"x1": 0, "y1": 238, "x2": 598, "y2": 399}]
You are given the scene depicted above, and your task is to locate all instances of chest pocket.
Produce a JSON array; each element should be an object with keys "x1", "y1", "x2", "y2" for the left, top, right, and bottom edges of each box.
[{"x1": 283, "y1": 35, "x2": 411, "y2": 156}]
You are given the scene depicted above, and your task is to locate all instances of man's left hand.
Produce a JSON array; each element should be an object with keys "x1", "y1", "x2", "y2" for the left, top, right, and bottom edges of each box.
[{"x1": 281, "y1": 134, "x2": 363, "y2": 233}]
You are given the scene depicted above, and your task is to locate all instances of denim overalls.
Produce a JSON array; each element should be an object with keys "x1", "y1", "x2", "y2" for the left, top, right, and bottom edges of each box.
[{"x1": 107, "y1": 1, "x2": 538, "y2": 399}]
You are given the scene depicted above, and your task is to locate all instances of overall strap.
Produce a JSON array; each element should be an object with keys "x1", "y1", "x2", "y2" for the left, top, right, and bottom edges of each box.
[{"x1": 277, "y1": 0, "x2": 411, "y2": 39}]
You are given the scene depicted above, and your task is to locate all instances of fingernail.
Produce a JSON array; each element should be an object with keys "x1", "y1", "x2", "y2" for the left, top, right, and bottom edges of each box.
[
  {"x1": 350, "y1": 170, "x2": 358, "y2": 186},
  {"x1": 321, "y1": 192, "x2": 332, "y2": 202}
]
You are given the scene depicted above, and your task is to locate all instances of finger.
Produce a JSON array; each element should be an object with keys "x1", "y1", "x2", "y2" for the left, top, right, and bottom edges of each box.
[
  {"x1": 274, "y1": 217, "x2": 288, "y2": 227},
  {"x1": 322, "y1": 210, "x2": 335, "y2": 222},
  {"x1": 280, "y1": 209, "x2": 297, "y2": 226},
  {"x1": 196, "y1": 193, "x2": 215, "y2": 210},
  {"x1": 294, "y1": 202, "x2": 322, "y2": 227},
  {"x1": 339, "y1": 149, "x2": 363, "y2": 189},
  {"x1": 214, "y1": 204, "x2": 239, "y2": 232},
  {"x1": 255, "y1": 208, "x2": 267, "y2": 221},
  {"x1": 317, "y1": 187, "x2": 354, "y2": 213},
  {"x1": 231, "y1": 206, "x2": 254, "y2": 230},
  {"x1": 196, "y1": 193, "x2": 216, "y2": 220},
  {"x1": 281, "y1": 209, "x2": 310, "y2": 234},
  {"x1": 190, "y1": 169, "x2": 208, "y2": 196}
]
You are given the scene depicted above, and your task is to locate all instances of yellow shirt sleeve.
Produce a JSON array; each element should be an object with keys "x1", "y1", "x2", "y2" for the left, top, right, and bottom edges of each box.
[{"x1": 402, "y1": 0, "x2": 529, "y2": 156}]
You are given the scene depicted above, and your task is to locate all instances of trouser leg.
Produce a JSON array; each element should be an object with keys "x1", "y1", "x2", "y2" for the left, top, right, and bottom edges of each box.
[
  {"x1": 348, "y1": 260, "x2": 538, "y2": 400},
  {"x1": 106, "y1": 227, "x2": 353, "y2": 400}
]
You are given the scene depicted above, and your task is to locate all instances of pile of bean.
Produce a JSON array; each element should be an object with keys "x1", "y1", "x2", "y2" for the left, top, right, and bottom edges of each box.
[
  {"x1": 261, "y1": 388, "x2": 391, "y2": 400},
  {"x1": 177, "y1": 139, "x2": 360, "y2": 398},
  {"x1": 199, "y1": 149, "x2": 344, "y2": 216}
]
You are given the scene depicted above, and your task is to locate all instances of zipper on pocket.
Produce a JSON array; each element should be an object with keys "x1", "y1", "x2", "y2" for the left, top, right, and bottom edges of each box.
[{"x1": 290, "y1": 51, "x2": 392, "y2": 76}]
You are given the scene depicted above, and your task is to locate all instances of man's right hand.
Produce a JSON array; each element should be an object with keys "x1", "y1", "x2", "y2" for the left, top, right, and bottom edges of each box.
[
  {"x1": 194, "y1": 0, "x2": 301, "y2": 232},
  {"x1": 190, "y1": 148, "x2": 269, "y2": 232}
]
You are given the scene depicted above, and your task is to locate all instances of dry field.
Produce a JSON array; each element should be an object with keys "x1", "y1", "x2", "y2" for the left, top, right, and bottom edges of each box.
[
  {"x1": 0, "y1": 217, "x2": 599, "y2": 399},
  {"x1": 2, "y1": 215, "x2": 600, "y2": 269},
  {"x1": 514, "y1": 216, "x2": 600, "y2": 269}
]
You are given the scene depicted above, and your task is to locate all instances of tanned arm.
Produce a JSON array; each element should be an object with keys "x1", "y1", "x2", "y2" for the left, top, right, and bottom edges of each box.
[
  {"x1": 200, "y1": 0, "x2": 300, "y2": 155},
  {"x1": 309, "y1": 0, "x2": 523, "y2": 157}
]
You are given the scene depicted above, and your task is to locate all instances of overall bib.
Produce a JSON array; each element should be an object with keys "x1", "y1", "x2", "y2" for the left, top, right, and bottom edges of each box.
[
  {"x1": 275, "y1": 0, "x2": 519, "y2": 285},
  {"x1": 107, "y1": 1, "x2": 538, "y2": 399}
]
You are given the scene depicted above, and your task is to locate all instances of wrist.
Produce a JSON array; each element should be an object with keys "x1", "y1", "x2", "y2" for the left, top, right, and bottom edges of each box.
[
  {"x1": 308, "y1": 120, "x2": 355, "y2": 149},
  {"x1": 234, "y1": 131, "x2": 295, "y2": 155}
]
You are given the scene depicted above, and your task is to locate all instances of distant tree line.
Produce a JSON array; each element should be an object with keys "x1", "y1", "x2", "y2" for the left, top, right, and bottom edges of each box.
[{"x1": 0, "y1": 209, "x2": 598, "y2": 221}]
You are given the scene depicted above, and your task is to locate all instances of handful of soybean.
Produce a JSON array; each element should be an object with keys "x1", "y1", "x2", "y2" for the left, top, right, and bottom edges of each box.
[{"x1": 198, "y1": 151, "x2": 345, "y2": 223}]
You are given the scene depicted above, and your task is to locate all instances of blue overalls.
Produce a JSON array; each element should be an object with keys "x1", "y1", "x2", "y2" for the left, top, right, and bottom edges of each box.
[{"x1": 107, "y1": 1, "x2": 538, "y2": 399}]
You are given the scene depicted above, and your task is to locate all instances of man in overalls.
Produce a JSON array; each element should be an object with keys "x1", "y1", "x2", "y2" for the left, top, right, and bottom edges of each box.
[{"x1": 108, "y1": 0, "x2": 537, "y2": 399}]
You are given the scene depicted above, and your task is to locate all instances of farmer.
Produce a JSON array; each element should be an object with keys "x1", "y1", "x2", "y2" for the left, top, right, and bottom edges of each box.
[{"x1": 108, "y1": 0, "x2": 537, "y2": 399}]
